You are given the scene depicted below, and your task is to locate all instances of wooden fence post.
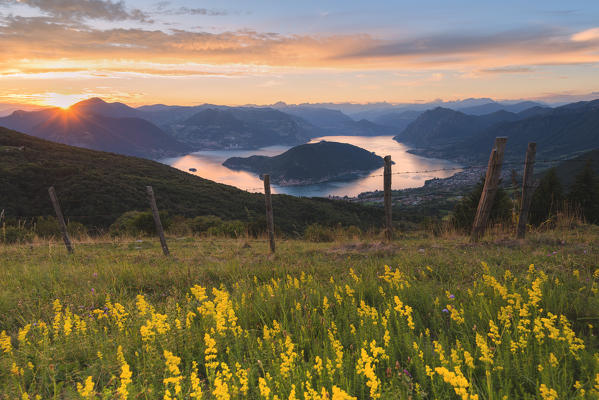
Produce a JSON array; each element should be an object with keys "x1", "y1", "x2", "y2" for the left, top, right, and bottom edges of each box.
[
  {"x1": 263, "y1": 175, "x2": 275, "y2": 253},
  {"x1": 146, "y1": 186, "x2": 170, "y2": 256},
  {"x1": 384, "y1": 155, "x2": 393, "y2": 241},
  {"x1": 48, "y1": 186, "x2": 73, "y2": 253},
  {"x1": 516, "y1": 142, "x2": 537, "y2": 239},
  {"x1": 471, "y1": 137, "x2": 508, "y2": 241}
]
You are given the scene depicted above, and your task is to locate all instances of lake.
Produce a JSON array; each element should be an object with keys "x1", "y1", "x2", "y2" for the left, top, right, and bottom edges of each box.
[{"x1": 161, "y1": 136, "x2": 462, "y2": 197}]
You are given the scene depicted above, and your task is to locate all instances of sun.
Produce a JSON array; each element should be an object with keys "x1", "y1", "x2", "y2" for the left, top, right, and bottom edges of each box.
[{"x1": 41, "y1": 93, "x2": 88, "y2": 109}]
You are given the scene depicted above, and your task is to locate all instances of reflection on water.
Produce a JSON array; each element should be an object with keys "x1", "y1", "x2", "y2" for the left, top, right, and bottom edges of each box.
[{"x1": 160, "y1": 136, "x2": 462, "y2": 197}]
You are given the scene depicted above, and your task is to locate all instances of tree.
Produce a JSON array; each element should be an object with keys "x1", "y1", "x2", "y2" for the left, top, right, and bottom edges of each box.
[
  {"x1": 451, "y1": 178, "x2": 512, "y2": 232},
  {"x1": 567, "y1": 161, "x2": 599, "y2": 224},
  {"x1": 529, "y1": 168, "x2": 563, "y2": 226}
]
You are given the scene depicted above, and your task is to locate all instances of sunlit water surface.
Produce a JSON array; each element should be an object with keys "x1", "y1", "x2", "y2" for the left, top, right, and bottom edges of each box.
[{"x1": 160, "y1": 136, "x2": 462, "y2": 197}]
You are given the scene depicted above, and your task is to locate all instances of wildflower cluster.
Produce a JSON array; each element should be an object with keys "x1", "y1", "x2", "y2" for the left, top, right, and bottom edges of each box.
[{"x1": 0, "y1": 261, "x2": 597, "y2": 399}]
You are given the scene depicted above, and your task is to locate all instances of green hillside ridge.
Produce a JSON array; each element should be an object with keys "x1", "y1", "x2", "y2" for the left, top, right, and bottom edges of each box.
[
  {"x1": 0, "y1": 127, "x2": 383, "y2": 233},
  {"x1": 223, "y1": 141, "x2": 385, "y2": 185}
]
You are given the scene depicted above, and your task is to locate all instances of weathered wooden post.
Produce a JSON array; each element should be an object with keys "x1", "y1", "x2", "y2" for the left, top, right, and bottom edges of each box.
[
  {"x1": 263, "y1": 174, "x2": 275, "y2": 253},
  {"x1": 48, "y1": 186, "x2": 73, "y2": 253},
  {"x1": 471, "y1": 137, "x2": 508, "y2": 241},
  {"x1": 384, "y1": 155, "x2": 393, "y2": 241},
  {"x1": 516, "y1": 142, "x2": 537, "y2": 239},
  {"x1": 146, "y1": 186, "x2": 170, "y2": 256}
]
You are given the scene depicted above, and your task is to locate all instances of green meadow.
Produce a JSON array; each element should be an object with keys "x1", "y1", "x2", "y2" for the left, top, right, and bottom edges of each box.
[{"x1": 1, "y1": 226, "x2": 598, "y2": 399}]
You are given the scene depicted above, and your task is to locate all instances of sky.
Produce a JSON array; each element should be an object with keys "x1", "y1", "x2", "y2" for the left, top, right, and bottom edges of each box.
[{"x1": 1, "y1": 0, "x2": 599, "y2": 107}]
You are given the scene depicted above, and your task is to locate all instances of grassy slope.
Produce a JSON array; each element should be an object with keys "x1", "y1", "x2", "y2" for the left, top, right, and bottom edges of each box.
[
  {"x1": 0, "y1": 226, "x2": 598, "y2": 398},
  {"x1": 0, "y1": 127, "x2": 382, "y2": 233}
]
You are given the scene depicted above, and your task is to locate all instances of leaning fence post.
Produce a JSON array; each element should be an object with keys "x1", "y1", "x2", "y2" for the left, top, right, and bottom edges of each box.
[
  {"x1": 516, "y1": 142, "x2": 537, "y2": 239},
  {"x1": 263, "y1": 175, "x2": 276, "y2": 253},
  {"x1": 146, "y1": 186, "x2": 170, "y2": 256},
  {"x1": 383, "y1": 155, "x2": 393, "y2": 241},
  {"x1": 48, "y1": 186, "x2": 73, "y2": 253},
  {"x1": 471, "y1": 137, "x2": 508, "y2": 241}
]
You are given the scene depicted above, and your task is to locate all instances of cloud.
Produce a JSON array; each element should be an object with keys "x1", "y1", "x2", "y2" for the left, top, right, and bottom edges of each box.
[
  {"x1": 571, "y1": 27, "x2": 599, "y2": 42},
  {"x1": 337, "y1": 28, "x2": 584, "y2": 58},
  {"x1": 151, "y1": 1, "x2": 230, "y2": 17},
  {"x1": 0, "y1": 14, "x2": 598, "y2": 78},
  {"x1": 0, "y1": 0, "x2": 150, "y2": 22},
  {"x1": 479, "y1": 66, "x2": 535, "y2": 74},
  {"x1": 160, "y1": 7, "x2": 229, "y2": 16}
]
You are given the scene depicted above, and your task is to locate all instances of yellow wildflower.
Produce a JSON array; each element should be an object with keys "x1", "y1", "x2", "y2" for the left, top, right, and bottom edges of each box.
[
  {"x1": 288, "y1": 384, "x2": 297, "y2": 400},
  {"x1": 488, "y1": 320, "x2": 501, "y2": 345},
  {"x1": 356, "y1": 344, "x2": 382, "y2": 399},
  {"x1": 393, "y1": 296, "x2": 415, "y2": 329},
  {"x1": 11, "y1": 362, "x2": 24, "y2": 376},
  {"x1": 435, "y1": 366, "x2": 477, "y2": 400},
  {"x1": 475, "y1": 333, "x2": 493, "y2": 365},
  {"x1": 163, "y1": 350, "x2": 183, "y2": 395},
  {"x1": 205, "y1": 333, "x2": 219, "y2": 371},
  {"x1": 77, "y1": 376, "x2": 95, "y2": 399},
  {"x1": 259, "y1": 377, "x2": 271, "y2": 399},
  {"x1": 212, "y1": 375, "x2": 230, "y2": 400},
  {"x1": 136, "y1": 294, "x2": 153, "y2": 316},
  {"x1": 0, "y1": 330, "x2": 12, "y2": 353},
  {"x1": 189, "y1": 361, "x2": 203, "y2": 398},
  {"x1": 314, "y1": 356, "x2": 323, "y2": 375},
  {"x1": 235, "y1": 363, "x2": 249, "y2": 396},
  {"x1": 539, "y1": 384, "x2": 558, "y2": 400},
  {"x1": 280, "y1": 335, "x2": 297, "y2": 378},
  {"x1": 117, "y1": 345, "x2": 132, "y2": 399}
]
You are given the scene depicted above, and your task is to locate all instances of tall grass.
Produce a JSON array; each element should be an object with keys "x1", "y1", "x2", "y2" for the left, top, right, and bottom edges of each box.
[{"x1": 0, "y1": 227, "x2": 598, "y2": 399}]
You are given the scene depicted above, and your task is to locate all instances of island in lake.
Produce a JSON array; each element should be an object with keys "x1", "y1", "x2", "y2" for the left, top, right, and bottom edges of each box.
[{"x1": 223, "y1": 141, "x2": 385, "y2": 186}]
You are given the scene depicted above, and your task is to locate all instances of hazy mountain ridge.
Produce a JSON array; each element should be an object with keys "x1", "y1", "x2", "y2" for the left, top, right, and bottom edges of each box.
[
  {"x1": 165, "y1": 107, "x2": 317, "y2": 150},
  {"x1": 223, "y1": 141, "x2": 385, "y2": 185},
  {"x1": 271, "y1": 105, "x2": 395, "y2": 136},
  {"x1": 392, "y1": 107, "x2": 529, "y2": 147},
  {"x1": 397, "y1": 99, "x2": 599, "y2": 162}
]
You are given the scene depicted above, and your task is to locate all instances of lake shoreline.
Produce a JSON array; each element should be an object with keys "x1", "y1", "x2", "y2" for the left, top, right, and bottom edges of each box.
[{"x1": 161, "y1": 135, "x2": 463, "y2": 197}]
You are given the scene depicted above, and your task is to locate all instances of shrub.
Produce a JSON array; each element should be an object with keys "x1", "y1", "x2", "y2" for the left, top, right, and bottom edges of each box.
[
  {"x1": 530, "y1": 168, "x2": 564, "y2": 226},
  {"x1": 450, "y1": 178, "x2": 512, "y2": 232},
  {"x1": 1, "y1": 225, "x2": 33, "y2": 244},
  {"x1": 34, "y1": 216, "x2": 61, "y2": 238},
  {"x1": 206, "y1": 220, "x2": 246, "y2": 238},
  {"x1": 67, "y1": 221, "x2": 88, "y2": 239},
  {"x1": 567, "y1": 161, "x2": 599, "y2": 224},
  {"x1": 109, "y1": 211, "x2": 170, "y2": 236},
  {"x1": 167, "y1": 215, "x2": 192, "y2": 236},
  {"x1": 304, "y1": 223, "x2": 335, "y2": 242},
  {"x1": 189, "y1": 215, "x2": 223, "y2": 234}
]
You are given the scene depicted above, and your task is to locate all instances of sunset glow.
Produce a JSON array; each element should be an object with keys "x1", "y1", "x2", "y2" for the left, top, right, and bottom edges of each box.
[
  {"x1": 0, "y1": 1, "x2": 599, "y2": 106},
  {"x1": 41, "y1": 93, "x2": 90, "y2": 109}
]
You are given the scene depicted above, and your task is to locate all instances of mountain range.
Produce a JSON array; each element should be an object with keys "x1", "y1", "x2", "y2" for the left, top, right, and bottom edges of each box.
[
  {"x1": 1, "y1": 96, "x2": 597, "y2": 166},
  {"x1": 0, "y1": 101, "x2": 188, "y2": 158},
  {"x1": 0, "y1": 98, "x2": 398, "y2": 157},
  {"x1": 393, "y1": 100, "x2": 599, "y2": 162}
]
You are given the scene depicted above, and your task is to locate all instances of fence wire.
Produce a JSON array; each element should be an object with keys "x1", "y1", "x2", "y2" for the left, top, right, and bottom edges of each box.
[
  {"x1": 239, "y1": 157, "x2": 592, "y2": 192},
  {"x1": 0, "y1": 157, "x2": 592, "y2": 219}
]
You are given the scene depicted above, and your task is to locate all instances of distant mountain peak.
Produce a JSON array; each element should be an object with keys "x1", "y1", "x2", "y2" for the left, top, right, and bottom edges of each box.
[{"x1": 72, "y1": 97, "x2": 108, "y2": 107}]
